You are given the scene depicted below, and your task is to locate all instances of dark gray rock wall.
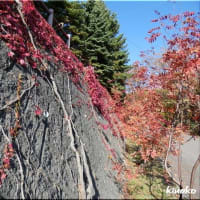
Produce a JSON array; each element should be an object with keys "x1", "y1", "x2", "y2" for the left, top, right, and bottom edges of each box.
[{"x1": 0, "y1": 40, "x2": 124, "y2": 199}]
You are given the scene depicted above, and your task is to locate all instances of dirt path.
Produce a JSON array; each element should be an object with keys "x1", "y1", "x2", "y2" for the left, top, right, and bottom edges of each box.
[{"x1": 168, "y1": 135, "x2": 200, "y2": 199}]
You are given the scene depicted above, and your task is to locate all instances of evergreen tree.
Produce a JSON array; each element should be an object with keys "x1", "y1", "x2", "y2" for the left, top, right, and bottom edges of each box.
[
  {"x1": 83, "y1": 0, "x2": 130, "y2": 91},
  {"x1": 35, "y1": 0, "x2": 88, "y2": 60},
  {"x1": 36, "y1": 0, "x2": 130, "y2": 92}
]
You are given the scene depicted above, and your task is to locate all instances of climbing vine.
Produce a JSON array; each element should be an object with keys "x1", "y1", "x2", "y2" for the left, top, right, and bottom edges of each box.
[
  {"x1": 115, "y1": 10, "x2": 200, "y2": 190},
  {"x1": 0, "y1": 0, "x2": 124, "y2": 194},
  {"x1": 10, "y1": 73, "x2": 22, "y2": 137}
]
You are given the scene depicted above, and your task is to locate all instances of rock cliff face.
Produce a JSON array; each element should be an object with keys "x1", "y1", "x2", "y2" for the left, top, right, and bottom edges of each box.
[
  {"x1": 0, "y1": 39, "x2": 124, "y2": 200},
  {"x1": 0, "y1": 2, "x2": 124, "y2": 199}
]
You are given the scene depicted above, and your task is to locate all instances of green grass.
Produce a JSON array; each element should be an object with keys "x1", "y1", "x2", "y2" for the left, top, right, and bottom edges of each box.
[
  {"x1": 125, "y1": 140, "x2": 178, "y2": 199},
  {"x1": 127, "y1": 167, "x2": 178, "y2": 199}
]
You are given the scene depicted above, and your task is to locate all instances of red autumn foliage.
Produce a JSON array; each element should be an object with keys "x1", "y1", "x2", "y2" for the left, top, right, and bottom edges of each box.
[
  {"x1": 0, "y1": 168, "x2": 7, "y2": 185},
  {"x1": 0, "y1": 0, "x2": 124, "y2": 187},
  {"x1": 116, "y1": 11, "x2": 200, "y2": 167},
  {"x1": 0, "y1": 0, "x2": 83, "y2": 82},
  {"x1": 0, "y1": 143, "x2": 14, "y2": 185},
  {"x1": 35, "y1": 106, "x2": 42, "y2": 116},
  {"x1": 0, "y1": 0, "x2": 121, "y2": 137},
  {"x1": 84, "y1": 66, "x2": 122, "y2": 137},
  {"x1": 2, "y1": 0, "x2": 199, "y2": 192}
]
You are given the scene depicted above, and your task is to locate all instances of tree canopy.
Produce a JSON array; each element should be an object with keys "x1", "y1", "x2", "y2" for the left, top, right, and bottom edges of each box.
[{"x1": 36, "y1": 0, "x2": 130, "y2": 92}]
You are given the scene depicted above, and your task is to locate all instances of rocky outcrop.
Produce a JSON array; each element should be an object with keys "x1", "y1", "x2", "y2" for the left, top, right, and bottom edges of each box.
[{"x1": 0, "y1": 2, "x2": 124, "y2": 199}]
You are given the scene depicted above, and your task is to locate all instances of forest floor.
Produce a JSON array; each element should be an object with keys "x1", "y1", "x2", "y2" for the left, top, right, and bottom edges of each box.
[
  {"x1": 124, "y1": 140, "x2": 177, "y2": 199},
  {"x1": 125, "y1": 134, "x2": 200, "y2": 199},
  {"x1": 126, "y1": 158, "x2": 178, "y2": 199}
]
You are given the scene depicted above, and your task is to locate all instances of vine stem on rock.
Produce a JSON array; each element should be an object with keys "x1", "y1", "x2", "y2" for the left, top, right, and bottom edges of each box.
[
  {"x1": 15, "y1": 0, "x2": 37, "y2": 51},
  {"x1": 15, "y1": 1, "x2": 86, "y2": 198},
  {"x1": 15, "y1": 1, "x2": 94, "y2": 198},
  {"x1": 50, "y1": 74, "x2": 86, "y2": 199},
  {"x1": 67, "y1": 75, "x2": 96, "y2": 199},
  {"x1": 0, "y1": 78, "x2": 35, "y2": 111},
  {"x1": 0, "y1": 125, "x2": 25, "y2": 199}
]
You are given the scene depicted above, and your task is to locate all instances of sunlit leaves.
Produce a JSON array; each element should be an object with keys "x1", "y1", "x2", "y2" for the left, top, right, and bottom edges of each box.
[{"x1": 116, "y1": 10, "x2": 200, "y2": 167}]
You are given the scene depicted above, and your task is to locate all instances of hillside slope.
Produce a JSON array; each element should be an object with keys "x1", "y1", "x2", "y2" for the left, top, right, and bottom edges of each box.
[{"x1": 0, "y1": 1, "x2": 124, "y2": 199}]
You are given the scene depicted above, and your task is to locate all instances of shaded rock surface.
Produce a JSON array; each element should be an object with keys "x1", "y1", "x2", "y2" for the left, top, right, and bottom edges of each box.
[{"x1": 0, "y1": 40, "x2": 124, "y2": 199}]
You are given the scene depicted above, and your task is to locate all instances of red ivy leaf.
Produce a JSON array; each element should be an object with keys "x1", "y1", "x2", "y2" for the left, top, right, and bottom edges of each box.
[
  {"x1": 8, "y1": 52, "x2": 14, "y2": 57},
  {"x1": 3, "y1": 157, "x2": 10, "y2": 169},
  {"x1": 22, "y1": 52, "x2": 30, "y2": 57},
  {"x1": 35, "y1": 106, "x2": 42, "y2": 116},
  {"x1": 32, "y1": 62, "x2": 37, "y2": 69},
  {"x1": 3, "y1": 158, "x2": 10, "y2": 165},
  {"x1": 1, "y1": 172, "x2": 7, "y2": 181},
  {"x1": 101, "y1": 124, "x2": 109, "y2": 130},
  {"x1": 35, "y1": 82, "x2": 39, "y2": 87},
  {"x1": 19, "y1": 59, "x2": 25, "y2": 65}
]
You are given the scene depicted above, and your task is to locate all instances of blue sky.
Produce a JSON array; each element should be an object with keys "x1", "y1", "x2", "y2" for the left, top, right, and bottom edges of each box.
[{"x1": 104, "y1": 1, "x2": 200, "y2": 65}]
